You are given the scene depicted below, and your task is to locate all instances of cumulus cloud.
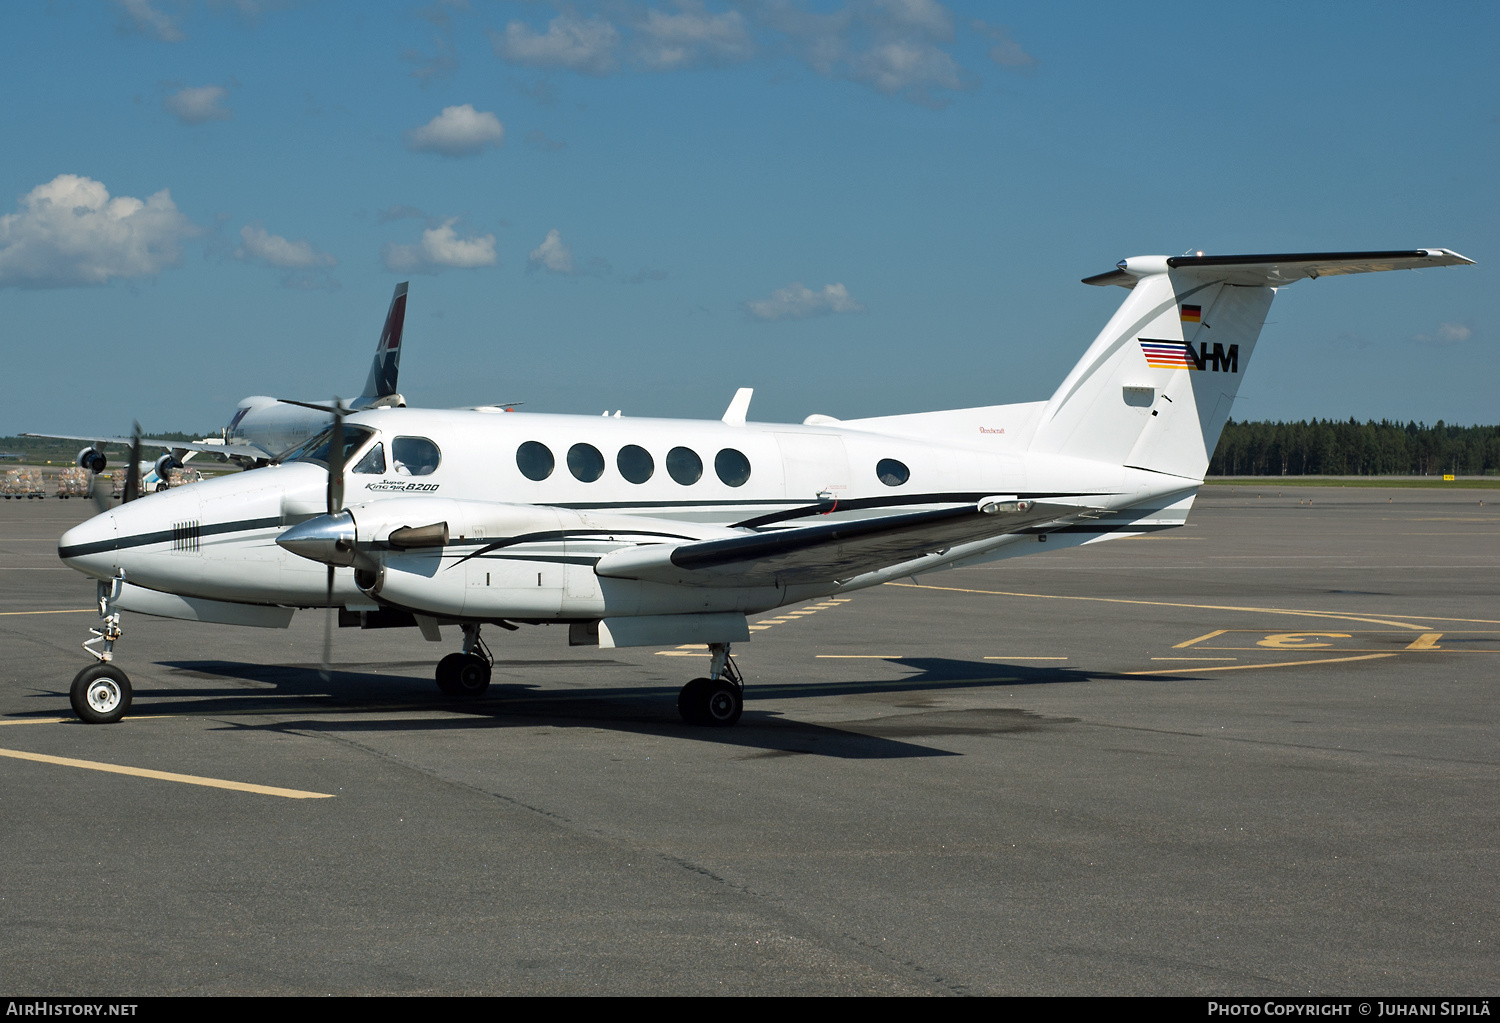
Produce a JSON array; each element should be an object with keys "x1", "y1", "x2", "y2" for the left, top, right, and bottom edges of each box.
[
  {"x1": 1410, "y1": 323, "x2": 1473, "y2": 347},
  {"x1": 745, "y1": 281, "x2": 863, "y2": 321},
  {"x1": 528, "y1": 229, "x2": 574, "y2": 275},
  {"x1": 235, "y1": 224, "x2": 334, "y2": 268},
  {"x1": 0, "y1": 174, "x2": 198, "y2": 289},
  {"x1": 164, "y1": 85, "x2": 231, "y2": 124},
  {"x1": 527, "y1": 229, "x2": 612, "y2": 277},
  {"x1": 973, "y1": 19, "x2": 1038, "y2": 71},
  {"x1": 382, "y1": 219, "x2": 497, "y2": 274},
  {"x1": 633, "y1": 3, "x2": 755, "y2": 70},
  {"x1": 114, "y1": 0, "x2": 184, "y2": 42},
  {"x1": 492, "y1": 14, "x2": 621, "y2": 75},
  {"x1": 235, "y1": 224, "x2": 338, "y2": 290},
  {"x1": 491, "y1": 1, "x2": 989, "y2": 107},
  {"x1": 405, "y1": 104, "x2": 505, "y2": 157},
  {"x1": 758, "y1": 0, "x2": 972, "y2": 106}
]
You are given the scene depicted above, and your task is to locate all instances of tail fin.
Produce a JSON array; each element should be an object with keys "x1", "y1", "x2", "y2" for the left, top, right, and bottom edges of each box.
[
  {"x1": 1028, "y1": 249, "x2": 1473, "y2": 480},
  {"x1": 357, "y1": 282, "x2": 409, "y2": 406}
]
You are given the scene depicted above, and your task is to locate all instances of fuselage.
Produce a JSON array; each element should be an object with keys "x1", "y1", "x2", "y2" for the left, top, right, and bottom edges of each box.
[
  {"x1": 224, "y1": 396, "x2": 336, "y2": 460},
  {"x1": 58, "y1": 405, "x2": 1199, "y2": 622}
]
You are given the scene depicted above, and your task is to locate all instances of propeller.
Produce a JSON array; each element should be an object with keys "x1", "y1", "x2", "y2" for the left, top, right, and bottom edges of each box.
[
  {"x1": 322, "y1": 401, "x2": 345, "y2": 682},
  {"x1": 121, "y1": 422, "x2": 143, "y2": 505}
]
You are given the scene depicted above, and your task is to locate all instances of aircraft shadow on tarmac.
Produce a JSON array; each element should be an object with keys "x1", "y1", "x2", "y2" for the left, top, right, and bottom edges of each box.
[{"x1": 29, "y1": 657, "x2": 1102, "y2": 759}]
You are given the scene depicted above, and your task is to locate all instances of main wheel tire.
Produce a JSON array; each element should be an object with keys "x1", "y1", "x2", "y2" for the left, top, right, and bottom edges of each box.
[
  {"x1": 70, "y1": 664, "x2": 132, "y2": 724},
  {"x1": 702, "y1": 680, "x2": 743, "y2": 727},
  {"x1": 678, "y1": 677, "x2": 712, "y2": 724},
  {"x1": 679, "y1": 677, "x2": 742, "y2": 726},
  {"x1": 436, "y1": 653, "x2": 490, "y2": 698},
  {"x1": 435, "y1": 653, "x2": 465, "y2": 695},
  {"x1": 453, "y1": 655, "x2": 491, "y2": 697}
]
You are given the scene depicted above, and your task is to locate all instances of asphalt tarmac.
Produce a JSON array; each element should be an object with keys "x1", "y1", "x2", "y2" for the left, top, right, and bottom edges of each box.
[{"x1": 1, "y1": 485, "x2": 1496, "y2": 995}]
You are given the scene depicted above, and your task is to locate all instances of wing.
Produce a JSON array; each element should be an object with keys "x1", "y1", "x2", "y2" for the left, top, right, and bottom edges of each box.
[
  {"x1": 594, "y1": 498, "x2": 1088, "y2": 587},
  {"x1": 22, "y1": 433, "x2": 272, "y2": 460}
]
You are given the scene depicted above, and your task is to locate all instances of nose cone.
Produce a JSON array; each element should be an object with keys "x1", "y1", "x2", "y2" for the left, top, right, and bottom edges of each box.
[
  {"x1": 277, "y1": 510, "x2": 356, "y2": 566},
  {"x1": 59, "y1": 508, "x2": 120, "y2": 580}
]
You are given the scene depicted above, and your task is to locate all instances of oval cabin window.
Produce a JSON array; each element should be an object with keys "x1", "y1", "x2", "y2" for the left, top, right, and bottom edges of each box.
[
  {"x1": 876, "y1": 458, "x2": 910, "y2": 486},
  {"x1": 568, "y1": 443, "x2": 605, "y2": 483},
  {"x1": 391, "y1": 437, "x2": 441, "y2": 477},
  {"x1": 617, "y1": 444, "x2": 654, "y2": 484},
  {"x1": 715, "y1": 448, "x2": 751, "y2": 488},
  {"x1": 666, "y1": 446, "x2": 702, "y2": 485},
  {"x1": 516, "y1": 441, "x2": 554, "y2": 481}
]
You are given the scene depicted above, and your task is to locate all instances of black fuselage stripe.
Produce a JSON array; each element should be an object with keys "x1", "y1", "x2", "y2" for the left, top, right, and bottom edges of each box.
[{"x1": 58, "y1": 516, "x2": 284, "y2": 559}]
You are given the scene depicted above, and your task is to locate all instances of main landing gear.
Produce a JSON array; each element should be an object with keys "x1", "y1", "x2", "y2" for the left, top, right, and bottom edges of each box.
[
  {"x1": 72, "y1": 570, "x2": 132, "y2": 724},
  {"x1": 678, "y1": 643, "x2": 743, "y2": 727},
  {"x1": 435, "y1": 622, "x2": 492, "y2": 699}
]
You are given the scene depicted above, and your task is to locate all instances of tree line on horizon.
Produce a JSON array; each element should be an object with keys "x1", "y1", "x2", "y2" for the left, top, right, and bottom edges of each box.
[{"x1": 1210, "y1": 419, "x2": 1500, "y2": 477}]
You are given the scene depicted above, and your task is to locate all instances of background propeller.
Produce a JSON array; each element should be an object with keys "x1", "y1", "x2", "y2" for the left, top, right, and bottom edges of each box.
[
  {"x1": 120, "y1": 422, "x2": 142, "y2": 505},
  {"x1": 321, "y1": 402, "x2": 345, "y2": 682}
]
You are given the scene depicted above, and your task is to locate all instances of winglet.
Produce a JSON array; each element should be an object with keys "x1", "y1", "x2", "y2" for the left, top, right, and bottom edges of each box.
[{"x1": 722, "y1": 387, "x2": 753, "y2": 425}]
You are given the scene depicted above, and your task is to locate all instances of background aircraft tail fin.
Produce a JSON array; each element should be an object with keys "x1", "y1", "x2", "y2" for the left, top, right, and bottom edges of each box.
[
  {"x1": 358, "y1": 282, "x2": 409, "y2": 405},
  {"x1": 1027, "y1": 249, "x2": 1472, "y2": 481}
]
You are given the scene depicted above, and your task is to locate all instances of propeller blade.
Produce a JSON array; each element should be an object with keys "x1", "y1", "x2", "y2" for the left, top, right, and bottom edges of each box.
[
  {"x1": 89, "y1": 470, "x2": 110, "y2": 515},
  {"x1": 121, "y1": 422, "x2": 142, "y2": 504},
  {"x1": 326, "y1": 399, "x2": 345, "y2": 515},
  {"x1": 321, "y1": 563, "x2": 335, "y2": 683}
]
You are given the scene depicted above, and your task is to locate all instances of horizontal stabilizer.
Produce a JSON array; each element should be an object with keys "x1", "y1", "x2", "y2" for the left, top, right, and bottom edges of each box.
[
  {"x1": 1084, "y1": 248, "x2": 1473, "y2": 288},
  {"x1": 595, "y1": 498, "x2": 1087, "y2": 587}
]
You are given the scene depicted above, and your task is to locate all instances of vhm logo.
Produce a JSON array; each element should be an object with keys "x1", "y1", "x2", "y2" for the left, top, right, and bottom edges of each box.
[{"x1": 1139, "y1": 339, "x2": 1240, "y2": 373}]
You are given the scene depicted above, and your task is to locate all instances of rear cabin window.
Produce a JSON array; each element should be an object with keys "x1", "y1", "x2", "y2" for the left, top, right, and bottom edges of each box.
[
  {"x1": 617, "y1": 445, "x2": 654, "y2": 484},
  {"x1": 876, "y1": 458, "x2": 910, "y2": 486},
  {"x1": 568, "y1": 443, "x2": 605, "y2": 482},
  {"x1": 391, "y1": 437, "x2": 441, "y2": 476},
  {"x1": 666, "y1": 446, "x2": 702, "y2": 485},
  {"x1": 516, "y1": 441, "x2": 554, "y2": 481},
  {"x1": 715, "y1": 448, "x2": 751, "y2": 487}
]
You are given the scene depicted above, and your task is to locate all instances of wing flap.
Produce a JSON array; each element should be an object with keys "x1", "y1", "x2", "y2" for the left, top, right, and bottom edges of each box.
[{"x1": 595, "y1": 498, "x2": 1086, "y2": 587}]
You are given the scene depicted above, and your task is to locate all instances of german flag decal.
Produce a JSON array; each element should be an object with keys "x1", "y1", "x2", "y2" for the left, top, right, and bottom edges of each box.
[{"x1": 1180, "y1": 304, "x2": 1202, "y2": 323}]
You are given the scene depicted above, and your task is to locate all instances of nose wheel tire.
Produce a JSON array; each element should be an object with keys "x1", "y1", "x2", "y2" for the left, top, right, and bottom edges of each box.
[
  {"x1": 678, "y1": 677, "x2": 743, "y2": 727},
  {"x1": 70, "y1": 664, "x2": 133, "y2": 724},
  {"x1": 435, "y1": 653, "x2": 491, "y2": 698}
]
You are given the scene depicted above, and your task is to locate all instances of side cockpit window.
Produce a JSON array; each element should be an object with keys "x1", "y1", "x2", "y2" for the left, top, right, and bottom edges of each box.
[
  {"x1": 285, "y1": 425, "x2": 374, "y2": 467},
  {"x1": 352, "y1": 442, "x2": 386, "y2": 475},
  {"x1": 392, "y1": 437, "x2": 441, "y2": 476}
]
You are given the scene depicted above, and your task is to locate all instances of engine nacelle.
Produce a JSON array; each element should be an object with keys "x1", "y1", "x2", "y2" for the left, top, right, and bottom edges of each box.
[
  {"x1": 153, "y1": 453, "x2": 181, "y2": 480},
  {"x1": 76, "y1": 447, "x2": 106, "y2": 473}
]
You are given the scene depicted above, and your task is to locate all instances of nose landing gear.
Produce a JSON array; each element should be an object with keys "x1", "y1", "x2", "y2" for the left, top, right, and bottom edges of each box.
[
  {"x1": 73, "y1": 571, "x2": 132, "y2": 724},
  {"x1": 678, "y1": 643, "x2": 743, "y2": 727},
  {"x1": 435, "y1": 622, "x2": 492, "y2": 698}
]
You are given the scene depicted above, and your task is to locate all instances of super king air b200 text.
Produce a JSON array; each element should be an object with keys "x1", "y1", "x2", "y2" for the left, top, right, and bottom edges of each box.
[{"x1": 55, "y1": 249, "x2": 1474, "y2": 726}]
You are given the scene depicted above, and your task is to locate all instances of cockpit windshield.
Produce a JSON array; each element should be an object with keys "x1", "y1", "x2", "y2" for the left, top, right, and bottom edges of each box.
[{"x1": 282, "y1": 426, "x2": 376, "y2": 468}]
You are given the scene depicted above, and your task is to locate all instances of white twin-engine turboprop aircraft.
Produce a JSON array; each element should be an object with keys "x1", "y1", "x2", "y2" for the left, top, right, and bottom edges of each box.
[{"x1": 56, "y1": 249, "x2": 1473, "y2": 727}]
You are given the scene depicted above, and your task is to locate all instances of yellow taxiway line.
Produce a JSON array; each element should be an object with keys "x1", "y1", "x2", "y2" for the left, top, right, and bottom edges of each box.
[
  {"x1": 0, "y1": 608, "x2": 94, "y2": 616},
  {"x1": 1123, "y1": 653, "x2": 1397, "y2": 676},
  {"x1": 883, "y1": 582, "x2": 1481, "y2": 630},
  {"x1": 0, "y1": 746, "x2": 335, "y2": 799}
]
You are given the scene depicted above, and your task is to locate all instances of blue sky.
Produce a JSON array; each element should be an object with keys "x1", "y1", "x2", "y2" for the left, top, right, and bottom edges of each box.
[{"x1": 3, "y1": 1, "x2": 1495, "y2": 437}]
